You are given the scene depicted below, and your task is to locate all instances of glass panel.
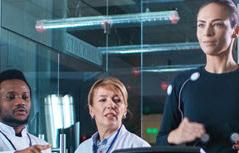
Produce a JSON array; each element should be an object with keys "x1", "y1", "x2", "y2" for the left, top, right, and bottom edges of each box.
[
  {"x1": 0, "y1": 24, "x2": 60, "y2": 144},
  {"x1": 0, "y1": 0, "x2": 215, "y2": 152},
  {"x1": 142, "y1": 0, "x2": 205, "y2": 145},
  {"x1": 105, "y1": 1, "x2": 142, "y2": 136},
  {"x1": 1, "y1": 0, "x2": 102, "y2": 68},
  {"x1": 1, "y1": 1, "x2": 103, "y2": 152}
]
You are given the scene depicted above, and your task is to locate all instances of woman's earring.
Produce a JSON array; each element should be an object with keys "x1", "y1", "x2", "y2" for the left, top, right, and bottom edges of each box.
[
  {"x1": 232, "y1": 26, "x2": 239, "y2": 38},
  {"x1": 123, "y1": 113, "x2": 127, "y2": 119}
]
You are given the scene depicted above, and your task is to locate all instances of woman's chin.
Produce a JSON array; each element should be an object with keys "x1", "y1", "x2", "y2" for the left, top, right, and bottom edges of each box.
[{"x1": 104, "y1": 121, "x2": 121, "y2": 129}]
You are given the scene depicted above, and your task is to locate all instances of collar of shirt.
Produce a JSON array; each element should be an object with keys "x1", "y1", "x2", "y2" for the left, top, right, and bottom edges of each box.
[
  {"x1": 0, "y1": 122, "x2": 27, "y2": 137},
  {"x1": 92, "y1": 126, "x2": 124, "y2": 153}
]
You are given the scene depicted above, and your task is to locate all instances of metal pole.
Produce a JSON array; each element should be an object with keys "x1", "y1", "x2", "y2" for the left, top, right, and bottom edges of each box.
[{"x1": 59, "y1": 134, "x2": 66, "y2": 153}]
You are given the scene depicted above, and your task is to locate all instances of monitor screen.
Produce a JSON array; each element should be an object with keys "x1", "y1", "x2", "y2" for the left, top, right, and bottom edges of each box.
[{"x1": 112, "y1": 146, "x2": 206, "y2": 153}]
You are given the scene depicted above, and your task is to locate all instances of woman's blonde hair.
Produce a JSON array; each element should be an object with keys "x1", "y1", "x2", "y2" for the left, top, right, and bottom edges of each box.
[{"x1": 88, "y1": 77, "x2": 128, "y2": 107}]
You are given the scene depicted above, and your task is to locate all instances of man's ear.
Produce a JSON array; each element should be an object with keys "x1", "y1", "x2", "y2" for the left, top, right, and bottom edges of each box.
[{"x1": 232, "y1": 25, "x2": 239, "y2": 38}]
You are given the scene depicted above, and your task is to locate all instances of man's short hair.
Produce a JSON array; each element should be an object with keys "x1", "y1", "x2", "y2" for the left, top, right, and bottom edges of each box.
[{"x1": 0, "y1": 69, "x2": 31, "y2": 94}]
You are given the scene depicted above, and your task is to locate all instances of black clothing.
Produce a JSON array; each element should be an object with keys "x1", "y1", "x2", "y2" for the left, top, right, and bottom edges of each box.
[{"x1": 157, "y1": 66, "x2": 239, "y2": 153}]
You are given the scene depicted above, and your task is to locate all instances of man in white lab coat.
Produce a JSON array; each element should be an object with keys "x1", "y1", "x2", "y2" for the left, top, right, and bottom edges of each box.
[{"x1": 0, "y1": 69, "x2": 51, "y2": 153}]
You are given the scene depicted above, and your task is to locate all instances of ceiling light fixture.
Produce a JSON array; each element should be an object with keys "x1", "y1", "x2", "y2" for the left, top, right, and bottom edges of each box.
[
  {"x1": 143, "y1": 0, "x2": 184, "y2": 3},
  {"x1": 141, "y1": 64, "x2": 203, "y2": 73},
  {"x1": 99, "y1": 42, "x2": 200, "y2": 54},
  {"x1": 35, "y1": 10, "x2": 179, "y2": 32}
]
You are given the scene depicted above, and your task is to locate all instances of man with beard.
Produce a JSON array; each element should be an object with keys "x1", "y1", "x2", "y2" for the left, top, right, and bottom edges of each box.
[{"x1": 0, "y1": 69, "x2": 51, "y2": 153}]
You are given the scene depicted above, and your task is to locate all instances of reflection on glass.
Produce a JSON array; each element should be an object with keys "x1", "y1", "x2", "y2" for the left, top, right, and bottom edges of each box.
[{"x1": 44, "y1": 94, "x2": 75, "y2": 147}]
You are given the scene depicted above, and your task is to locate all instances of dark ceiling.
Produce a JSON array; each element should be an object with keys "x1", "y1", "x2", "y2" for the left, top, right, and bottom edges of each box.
[
  {"x1": 63, "y1": 0, "x2": 209, "y2": 113},
  {"x1": 68, "y1": 0, "x2": 203, "y2": 45},
  {"x1": 64, "y1": 0, "x2": 208, "y2": 114},
  {"x1": 67, "y1": 0, "x2": 205, "y2": 66}
]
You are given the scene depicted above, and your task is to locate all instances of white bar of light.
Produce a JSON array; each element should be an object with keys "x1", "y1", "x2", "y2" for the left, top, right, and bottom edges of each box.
[
  {"x1": 141, "y1": 64, "x2": 203, "y2": 73},
  {"x1": 99, "y1": 42, "x2": 200, "y2": 54},
  {"x1": 35, "y1": 10, "x2": 179, "y2": 31}
]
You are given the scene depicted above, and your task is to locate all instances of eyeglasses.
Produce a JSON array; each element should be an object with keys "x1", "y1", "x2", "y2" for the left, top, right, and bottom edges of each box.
[{"x1": 0, "y1": 91, "x2": 31, "y2": 102}]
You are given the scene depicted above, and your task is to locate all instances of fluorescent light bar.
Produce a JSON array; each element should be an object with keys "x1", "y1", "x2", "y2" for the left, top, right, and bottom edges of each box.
[
  {"x1": 143, "y1": 0, "x2": 184, "y2": 3},
  {"x1": 99, "y1": 42, "x2": 200, "y2": 54},
  {"x1": 141, "y1": 64, "x2": 203, "y2": 73},
  {"x1": 35, "y1": 10, "x2": 179, "y2": 32}
]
